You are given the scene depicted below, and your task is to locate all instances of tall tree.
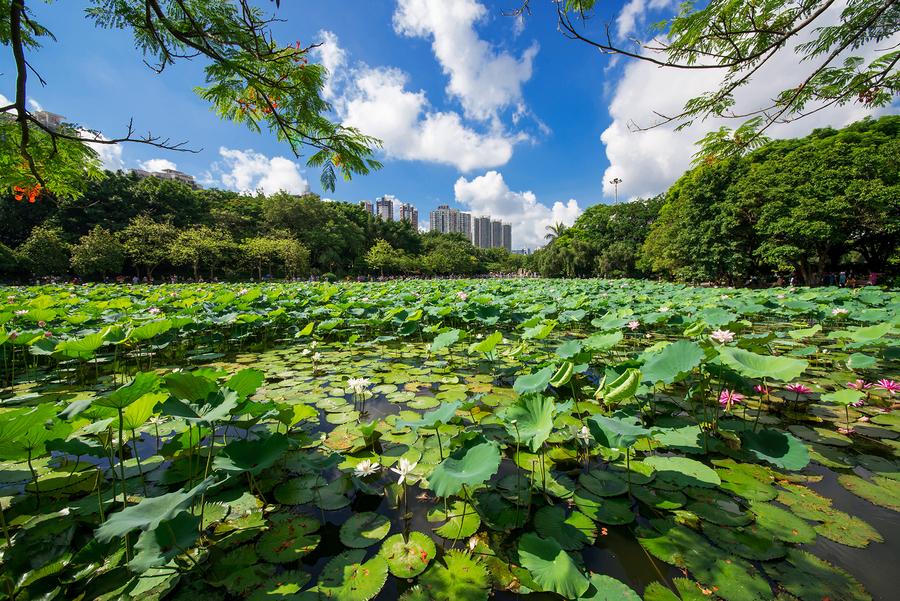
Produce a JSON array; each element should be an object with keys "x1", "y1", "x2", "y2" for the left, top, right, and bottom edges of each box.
[
  {"x1": 70, "y1": 226, "x2": 126, "y2": 279},
  {"x1": 120, "y1": 215, "x2": 176, "y2": 279}
]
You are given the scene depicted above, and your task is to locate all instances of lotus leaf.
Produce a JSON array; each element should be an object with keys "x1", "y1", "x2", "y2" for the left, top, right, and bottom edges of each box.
[
  {"x1": 517, "y1": 533, "x2": 590, "y2": 599},
  {"x1": 378, "y1": 531, "x2": 435, "y2": 578}
]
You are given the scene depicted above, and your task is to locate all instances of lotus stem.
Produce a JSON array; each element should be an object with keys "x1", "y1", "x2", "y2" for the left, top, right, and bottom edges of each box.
[
  {"x1": 131, "y1": 429, "x2": 148, "y2": 496},
  {"x1": 434, "y1": 425, "x2": 444, "y2": 461},
  {"x1": 27, "y1": 448, "x2": 40, "y2": 507}
]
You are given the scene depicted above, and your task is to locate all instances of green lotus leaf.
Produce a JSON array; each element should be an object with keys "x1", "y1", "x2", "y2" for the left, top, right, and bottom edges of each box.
[
  {"x1": 428, "y1": 500, "x2": 482, "y2": 539},
  {"x1": 131, "y1": 319, "x2": 173, "y2": 341},
  {"x1": 256, "y1": 513, "x2": 320, "y2": 563},
  {"x1": 846, "y1": 352, "x2": 877, "y2": 369},
  {"x1": 315, "y1": 549, "x2": 388, "y2": 601},
  {"x1": 471, "y1": 331, "x2": 502, "y2": 354},
  {"x1": 583, "y1": 331, "x2": 623, "y2": 351},
  {"x1": 163, "y1": 371, "x2": 217, "y2": 403},
  {"x1": 586, "y1": 415, "x2": 651, "y2": 449},
  {"x1": 504, "y1": 394, "x2": 555, "y2": 452},
  {"x1": 740, "y1": 428, "x2": 810, "y2": 470},
  {"x1": 748, "y1": 502, "x2": 816, "y2": 544},
  {"x1": 837, "y1": 473, "x2": 900, "y2": 511},
  {"x1": 513, "y1": 366, "x2": 555, "y2": 395},
  {"x1": 577, "y1": 574, "x2": 640, "y2": 600},
  {"x1": 95, "y1": 371, "x2": 160, "y2": 409},
  {"x1": 339, "y1": 512, "x2": 391, "y2": 548},
  {"x1": 717, "y1": 347, "x2": 808, "y2": 382},
  {"x1": 225, "y1": 368, "x2": 264, "y2": 398},
  {"x1": 417, "y1": 549, "x2": 490, "y2": 601},
  {"x1": 686, "y1": 500, "x2": 753, "y2": 527},
  {"x1": 579, "y1": 470, "x2": 628, "y2": 497},
  {"x1": 429, "y1": 436, "x2": 500, "y2": 498},
  {"x1": 96, "y1": 478, "x2": 213, "y2": 542},
  {"x1": 246, "y1": 571, "x2": 312, "y2": 601},
  {"x1": 213, "y1": 433, "x2": 289, "y2": 475},
  {"x1": 129, "y1": 511, "x2": 200, "y2": 573},
  {"x1": 378, "y1": 531, "x2": 435, "y2": 578},
  {"x1": 702, "y1": 522, "x2": 787, "y2": 560},
  {"x1": 533, "y1": 505, "x2": 596, "y2": 550},
  {"x1": 642, "y1": 578, "x2": 708, "y2": 601},
  {"x1": 595, "y1": 368, "x2": 641, "y2": 405},
  {"x1": 517, "y1": 532, "x2": 590, "y2": 598},
  {"x1": 641, "y1": 340, "x2": 704, "y2": 384},
  {"x1": 763, "y1": 549, "x2": 871, "y2": 601},
  {"x1": 549, "y1": 360, "x2": 575, "y2": 387},
  {"x1": 556, "y1": 340, "x2": 583, "y2": 359},
  {"x1": 396, "y1": 400, "x2": 460, "y2": 432},
  {"x1": 820, "y1": 388, "x2": 864, "y2": 406},
  {"x1": 643, "y1": 456, "x2": 721, "y2": 488},
  {"x1": 431, "y1": 329, "x2": 461, "y2": 353}
]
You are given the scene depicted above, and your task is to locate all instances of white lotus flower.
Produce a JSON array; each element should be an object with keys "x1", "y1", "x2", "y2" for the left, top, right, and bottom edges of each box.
[
  {"x1": 14, "y1": 310, "x2": 27, "y2": 316},
  {"x1": 659, "y1": 306, "x2": 670, "y2": 312},
  {"x1": 710, "y1": 329, "x2": 735, "y2": 344},
  {"x1": 348, "y1": 377, "x2": 372, "y2": 395},
  {"x1": 576, "y1": 425, "x2": 592, "y2": 444},
  {"x1": 354, "y1": 459, "x2": 381, "y2": 477},
  {"x1": 390, "y1": 458, "x2": 418, "y2": 485},
  {"x1": 832, "y1": 307, "x2": 849, "y2": 316},
  {"x1": 301, "y1": 348, "x2": 311, "y2": 356},
  {"x1": 312, "y1": 352, "x2": 322, "y2": 362}
]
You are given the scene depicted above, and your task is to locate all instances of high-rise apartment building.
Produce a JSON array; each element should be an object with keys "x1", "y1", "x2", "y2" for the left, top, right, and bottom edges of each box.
[
  {"x1": 375, "y1": 195, "x2": 395, "y2": 221},
  {"x1": 491, "y1": 220, "x2": 503, "y2": 248},
  {"x1": 502, "y1": 224, "x2": 512, "y2": 251},
  {"x1": 429, "y1": 205, "x2": 471, "y2": 239},
  {"x1": 473, "y1": 216, "x2": 492, "y2": 248},
  {"x1": 399, "y1": 203, "x2": 419, "y2": 230},
  {"x1": 359, "y1": 200, "x2": 374, "y2": 214}
]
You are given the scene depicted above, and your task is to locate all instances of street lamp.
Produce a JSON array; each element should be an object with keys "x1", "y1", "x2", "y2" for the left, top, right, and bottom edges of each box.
[{"x1": 609, "y1": 177, "x2": 623, "y2": 203}]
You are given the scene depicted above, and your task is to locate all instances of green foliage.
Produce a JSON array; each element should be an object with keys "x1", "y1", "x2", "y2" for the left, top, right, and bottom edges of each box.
[
  {"x1": 17, "y1": 225, "x2": 70, "y2": 277},
  {"x1": 120, "y1": 215, "x2": 177, "y2": 278},
  {"x1": 70, "y1": 226, "x2": 125, "y2": 278}
]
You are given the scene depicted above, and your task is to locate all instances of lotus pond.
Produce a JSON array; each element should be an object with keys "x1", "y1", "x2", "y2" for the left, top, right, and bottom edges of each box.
[{"x1": 0, "y1": 279, "x2": 898, "y2": 601}]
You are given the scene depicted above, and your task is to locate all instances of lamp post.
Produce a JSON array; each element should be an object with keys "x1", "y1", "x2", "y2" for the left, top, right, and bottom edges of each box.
[{"x1": 609, "y1": 177, "x2": 623, "y2": 203}]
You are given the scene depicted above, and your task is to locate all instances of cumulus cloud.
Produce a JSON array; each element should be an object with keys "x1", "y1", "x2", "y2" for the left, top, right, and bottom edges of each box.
[
  {"x1": 138, "y1": 158, "x2": 177, "y2": 172},
  {"x1": 615, "y1": 0, "x2": 675, "y2": 41},
  {"x1": 602, "y1": 2, "x2": 899, "y2": 201},
  {"x1": 393, "y1": 0, "x2": 538, "y2": 122},
  {"x1": 27, "y1": 98, "x2": 43, "y2": 112},
  {"x1": 315, "y1": 32, "x2": 524, "y2": 172},
  {"x1": 80, "y1": 130, "x2": 125, "y2": 171},
  {"x1": 205, "y1": 147, "x2": 309, "y2": 195},
  {"x1": 454, "y1": 171, "x2": 581, "y2": 249}
]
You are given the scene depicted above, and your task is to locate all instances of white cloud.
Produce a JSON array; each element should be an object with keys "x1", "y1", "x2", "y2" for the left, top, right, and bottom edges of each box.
[
  {"x1": 454, "y1": 170, "x2": 581, "y2": 249},
  {"x1": 615, "y1": 0, "x2": 675, "y2": 41},
  {"x1": 138, "y1": 158, "x2": 177, "y2": 172},
  {"x1": 393, "y1": 0, "x2": 538, "y2": 122},
  {"x1": 602, "y1": 2, "x2": 899, "y2": 200},
  {"x1": 27, "y1": 98, "x2": 43, "y2": 112},
  {"x1": 80, "y1": 130, "x2": 125, "y2": 171},
  {"x1": 316, "y1": 33, "x2": 523, "y2": 172},
  {"x1": 317, "y1": 30, "x2": 347, "y2": 100},
  {"x1": 205, "y1": 147, "x2": 309, "y2": 195}
]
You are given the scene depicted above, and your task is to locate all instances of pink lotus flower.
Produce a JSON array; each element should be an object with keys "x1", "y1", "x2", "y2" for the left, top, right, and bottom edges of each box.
[
  {"x1": 851, "y1": 398, "x2": 866, "y2": 408},
  {"x1": 628, "y1": 320, "x2": 640, "y2": 331},
  {"x1": 9, "y1": 331, "x2": 18, "y2": 340},
  {"x1": 148, "y1": 307, "x2": 161, "y2": 315},
  {"x1": 785, "y1": 384, "x2": 812, "y2": 395},
  {"x1": 719, "y1": 389, "x2": 745, "y2": 412},
  {"x1": 837, "y1": 427, "x2": 855, "y2": 435},
  {"x1": 457, "y1": 291, "x2": 468, "y2": 301},
  {"x1": 754, "y1": 384, "x2": 770, "y2": 395},
  {"x1": 846, "y1": 379, "x2": 872, "y2": 391},
  {"x1": 710, "y1": 329, "x2": 735, "y2": 344},
  {"x1": 859, "y1": 416, "x2": 871, "y2": 423},
  {"x1": 875, "y1": 379, "x2": 900, "y2": 395},
  {"x1": 43, "y1": 331, "x2": 52, "y2": 338}
]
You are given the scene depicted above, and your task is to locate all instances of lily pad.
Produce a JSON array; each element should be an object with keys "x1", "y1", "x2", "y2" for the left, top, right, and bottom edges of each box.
[
  {"x1": 339, "y1": 512, "x2": 391, "y2": 548},
  {"x1": 378, "y1": 531, "x2": 435, "y2": 578},
  {"x1": 837, "y1": 473, "x2": 900, "y2": 511},
  {"x1": 518, "y1": 533, "x2": 590, "y2": 599},
  {"x1": 256, "y1": 513, "x2": 320, "y2": 563},
  {"x1": 643, "y1": 456, "x2": 721, "y2": 488},
  {"x1": 316, "y1": 549, "x2": 388, "y2": 601},
  {"x1": 578, "y1": 574, "x2": 640, "y2": 600},
  {"x1": 533, "y1": 505, "x2": 596, "y2": 550},
  {"x1": 763, "y1": 549, "x2": 871, "y2": 601},
  {"x1": 417, "y1": 549, "x2": 490, "y2": 601}
]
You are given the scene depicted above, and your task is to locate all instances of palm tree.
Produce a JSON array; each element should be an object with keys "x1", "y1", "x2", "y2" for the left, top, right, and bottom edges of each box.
[{"x1": 545, "y1": 222, "x2": 567, "y2": 241}]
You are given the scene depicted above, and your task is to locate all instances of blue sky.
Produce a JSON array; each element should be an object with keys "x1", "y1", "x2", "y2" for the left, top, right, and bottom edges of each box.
[{"x1": 2, "y1": 1, "x2": 892, "y2": 248}]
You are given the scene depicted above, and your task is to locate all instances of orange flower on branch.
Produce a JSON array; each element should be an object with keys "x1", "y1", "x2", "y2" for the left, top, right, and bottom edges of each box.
[{"x1": 12, "y1": 184, "x2": 41, "y2": 203}]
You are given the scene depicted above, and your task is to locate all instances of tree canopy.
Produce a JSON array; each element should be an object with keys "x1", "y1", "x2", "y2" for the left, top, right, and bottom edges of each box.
[
  {"x1": 0, "y1": 0, "x2": 381, "y2": 199},
  {"x1": 536, "y1": 115, "x2": 899, "y2": 284}
]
